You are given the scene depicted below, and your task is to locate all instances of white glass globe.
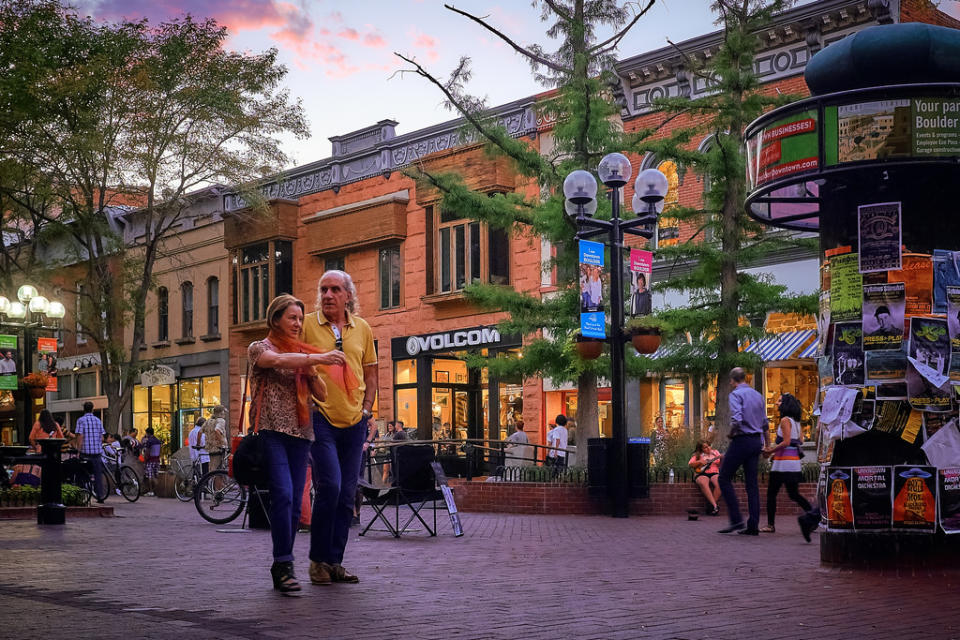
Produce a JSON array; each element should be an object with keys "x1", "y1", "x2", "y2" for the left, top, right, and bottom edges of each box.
[
  {"x1": 17, "y1": 284, "x2": 38, "y2": 303},
  {"x1": 0, "y1": 296, "x2": 10, "y2": 314},
  {"x1": 28, "y1": 296, "x2": 49, "y2": 314},
  {"x1": 564, "y1": 199, "x2": 598, "y2": 217},
  {"x1": 597, "y1": 152, "x2": 633, "y2": 187},
  {"x1": 8, "y1": 302, "x2": 26, "y2": 319},
  {"x1": 631, "y1": 193, "x2": 665, "y2": 215},
  {"x1": 562, "y1": 170, "x2": 598, "y2": 205},
  {"x1": 635, "y1": 169, "x2": 669, "y2": 203},
  {"x1": 46, "y1": 301, "x2": 66, "y2": 319}
]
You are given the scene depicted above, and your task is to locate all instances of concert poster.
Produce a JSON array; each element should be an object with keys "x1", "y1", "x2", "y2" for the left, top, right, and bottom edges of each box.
[
  {"x1": 826, "y1": 467, "x2": 854, "y2": 531},
  {"x1": 938, "y1": 468, "x2": 960, "y2": 534},
  {"x1": 865, "y1": 349, "x2": 907, "y2": 385},
  {"x1": 832, "y1": 322, "x2": 864, "y2": 386},
  {"x1": 862, "y1": 283, "x2": 905, "y2": 351},
  {"x1": 858, "y1": 202, "x2": 902, "y2": 273},
  {"x1": 887, "y1": 254, "x2": 933, "y2": 316},
  {"x1": 852, "y1": 466, "x2": 892, "y2": 530},
  {"x1": 892, "y1": 466, "x2": 937, "y2": 532}
]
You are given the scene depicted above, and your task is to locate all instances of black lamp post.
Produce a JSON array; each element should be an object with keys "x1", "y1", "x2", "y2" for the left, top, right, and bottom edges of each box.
[{"x1": 564, "y1": 155, "x2": 667, "y2": 517}]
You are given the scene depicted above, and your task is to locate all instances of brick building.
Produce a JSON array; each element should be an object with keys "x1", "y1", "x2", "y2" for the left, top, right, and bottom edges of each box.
[{"x1": 222, "y1": 0, "x2": 957, "y2": 449}]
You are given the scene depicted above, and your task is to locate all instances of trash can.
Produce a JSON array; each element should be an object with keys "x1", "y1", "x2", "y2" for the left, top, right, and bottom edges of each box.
[
  {"x1": 627, "y1": 438, "x2": 650, "y2": 499},
  {"x1": 587, "y1": 438, "x2": 612, "y2": 497}
]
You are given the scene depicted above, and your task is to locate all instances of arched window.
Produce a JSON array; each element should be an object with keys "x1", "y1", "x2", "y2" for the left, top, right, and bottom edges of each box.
[
  {"x1": 157, "y1": 287, "x2": 169, "y2": 342},
  {"x1": 207, "y1": 277, "x2": 219, "y2": 335},
  {"x1": 639, "y1": 153, "x2": 683, "y2": 249},
  {"x1": 181, "y1": 282, "x2": 193, "y2": 339}
]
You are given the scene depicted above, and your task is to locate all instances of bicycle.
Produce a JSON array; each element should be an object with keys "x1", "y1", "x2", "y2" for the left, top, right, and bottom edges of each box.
[
  {"x1": 176, "y1": 447, "x2": 228, "y2": 502},
  {"x1": 194, "y1": 468, "x2": 248, "y2": 524},
  {"x1": 101, "y1": 444, "x2": 141, "y2": 503}
]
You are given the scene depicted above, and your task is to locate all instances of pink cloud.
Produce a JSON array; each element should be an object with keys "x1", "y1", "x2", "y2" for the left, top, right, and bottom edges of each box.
[
  {"x1": 338, "y1": 27, "x2": 360, "y2": 41},
  {"x1": 408, "y1": 28, "x2": 439, "y2": 62},
  {"x1": 363, "y1": 33, "x2": 387, "y2": 48}
]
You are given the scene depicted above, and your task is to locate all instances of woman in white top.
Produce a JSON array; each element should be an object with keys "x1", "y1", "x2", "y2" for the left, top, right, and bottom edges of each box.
[{"x1": 760, "y1": 393, "x2": 812, "y2": 533}]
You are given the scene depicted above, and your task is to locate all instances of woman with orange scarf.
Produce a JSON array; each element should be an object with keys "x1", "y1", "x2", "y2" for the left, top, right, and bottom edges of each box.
[{"x1": 247, "y1": 294, "x2": 345, "y2": 595}]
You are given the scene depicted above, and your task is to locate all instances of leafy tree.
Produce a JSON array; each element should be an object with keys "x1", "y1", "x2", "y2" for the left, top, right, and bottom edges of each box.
[
  {"x1": 0, "y1": 0, "x2": 308, "y2": 432},
  {"x1": 397, "y1": 0, "x2": 655, "y2": 442},
  {"x1": 635, "y1": 0, "x2": 817, "y2": 434}
]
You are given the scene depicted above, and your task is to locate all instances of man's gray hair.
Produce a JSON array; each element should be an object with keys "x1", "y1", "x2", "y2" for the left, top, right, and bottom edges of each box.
[{"x1": 317, "y1": 270, "x2": 359, "y2": 315}]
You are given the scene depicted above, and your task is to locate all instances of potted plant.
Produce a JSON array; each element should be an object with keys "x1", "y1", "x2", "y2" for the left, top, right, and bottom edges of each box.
[
  {"x1": 625, "y1": 317, "x2": 666, "y2": 354},
  {"x1": 21, "y1": 372, "x2": 49, "y2": 398},
  {"x1": 574, "y1": 332, "x2": 603, "y2": 360}
]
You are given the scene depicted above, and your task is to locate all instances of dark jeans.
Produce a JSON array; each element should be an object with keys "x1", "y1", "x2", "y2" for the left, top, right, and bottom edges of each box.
[
  {"x1": 260, "y1": 429, "x2": 311, "y2": 563},
  {"x1": 81, "y1": 453, "x2": 106, "y2": 501},
  {"x1": 310, "y1": 413, "x2": 367, "y2": 565},
  {"x1": 718, "y1": 434, "x2": 763, "y2": 529},
  {"x1": 766, "y1": 472, "x2": 812, "y2": 526}
]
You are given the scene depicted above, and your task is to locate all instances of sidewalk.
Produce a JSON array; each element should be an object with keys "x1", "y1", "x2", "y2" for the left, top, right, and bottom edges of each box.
[{"x1": 1, "y1": 496, "x2": 958, "y2": 640}]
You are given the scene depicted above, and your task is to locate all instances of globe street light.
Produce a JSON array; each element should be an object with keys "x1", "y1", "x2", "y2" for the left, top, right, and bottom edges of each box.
[{"x1": 564, "y1": 155, "x2": 667, "y2": 518}]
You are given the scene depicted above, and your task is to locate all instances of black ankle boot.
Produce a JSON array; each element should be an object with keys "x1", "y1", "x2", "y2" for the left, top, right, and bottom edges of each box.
[{"x1": 271, "y1": 561, "x2": 301, "y2": 594}]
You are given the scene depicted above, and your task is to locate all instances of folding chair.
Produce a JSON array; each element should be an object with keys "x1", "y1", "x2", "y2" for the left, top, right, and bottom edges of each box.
[{"x1": 359, "y1": 444, "x2": 443, "y2": 538}]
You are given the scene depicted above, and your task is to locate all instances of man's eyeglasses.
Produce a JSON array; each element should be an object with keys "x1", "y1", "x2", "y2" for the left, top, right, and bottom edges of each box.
[{"x1": 335, "y1": 337, "x2": 343, "y2": 350}]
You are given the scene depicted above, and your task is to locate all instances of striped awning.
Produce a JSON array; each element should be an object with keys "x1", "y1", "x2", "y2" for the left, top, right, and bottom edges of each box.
[
  {"x1": 743, "y1": 329, "x2": 816, "y2": 361},
  {"x1": 797, "y1": 338, "x2": 820, "y2": 359}
]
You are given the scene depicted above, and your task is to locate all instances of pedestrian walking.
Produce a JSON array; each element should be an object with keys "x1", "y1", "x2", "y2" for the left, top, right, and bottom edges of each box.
[
  {"x1": 717, "y1": 367, "x2": 768, "y2": 535},
  {"x1": 248, "y1": 294, "x2": 340, "y2": 595},
  {"x1": 546, "y1": 414, "x2": 568, "y2": 469},
  {"x1": 202, "y1": 406, "x2": 228, "y2": 470},
  {"x1": 303, "y1": 270, "x2": 378, "y2": 587},
  {"x1": 760, "y1": 393, "x2": 812, "y2": 533},
  {"x1": 505, "y1": 421, "x2": 531, "y2": 466},
  {"x1": 141, "y1": 427, "x2": 163, "y2": 496},
  {"x1": 74, "y1": 401, "x2": 106, "y2": 502}
]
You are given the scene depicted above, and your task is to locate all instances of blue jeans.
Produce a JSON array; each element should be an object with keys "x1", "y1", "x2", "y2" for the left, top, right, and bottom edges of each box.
[
  {"x1": 260, "y1": 429, "x2": 311, "y2": 563},
  {"x1": 81, "y1": 454, "x2": 106, "y2": 501},
  {"x1": 718, "y1": 434, "x2": 763, "y2": 529},
  {"x1": 310, "y1": 413, "x2": 367, "y2": 565}
]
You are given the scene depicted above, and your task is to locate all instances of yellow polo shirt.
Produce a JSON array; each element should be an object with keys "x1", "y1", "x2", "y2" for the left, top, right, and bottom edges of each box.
[{"x1": 303, "y1": 310, "x2": 377, "y2": 428}]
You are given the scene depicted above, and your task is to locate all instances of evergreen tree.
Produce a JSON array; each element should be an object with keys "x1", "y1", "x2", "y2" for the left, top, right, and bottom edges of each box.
[
  {"x1": 397, "y1": 0, "x2": 655, "y2": 443},
  {"x1": 635, "y1": 0, "x2": 817, "y2": 435}
]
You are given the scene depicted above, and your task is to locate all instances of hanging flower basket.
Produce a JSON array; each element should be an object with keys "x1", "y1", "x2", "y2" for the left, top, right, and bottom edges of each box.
[
  {"x1": 630, "y1": 327, "x2": 661, "y2": 354},
  {"x1": 27, "y1": 386, "x2": 46, "y2": 399},
  {"x1": 574, "y1": 334, "x2": 603, "y2": 360},
  {"x1": 21, "y1": 372, "x2": 50, "y2": 398}
]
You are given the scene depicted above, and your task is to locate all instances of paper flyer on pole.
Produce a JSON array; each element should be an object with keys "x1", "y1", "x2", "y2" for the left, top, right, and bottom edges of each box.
[
  {"x1": 0, "y1": 335, "x2": 18, "y2": 391},
  {"x1": 858, "y1": 202, "x2": 902, "y2": 273},
  {"x1": 907, "y1": 317, "x2": 953, "y2": 412},
  {"x1": 887, "y1": 253, "x2": 933, "y2": 316},
  {"x1": 862, "y1": 283, "x2": 905, "y2": 351},
  {"x1": 865, "y1": 350, "x2": 907, "y2": 385},
  {"x1": 852, "y1": 466, "x2": 892, "y2": 531},
  {"x1": 947, "y1": 287, "x2": 960, "y2": 386},
  {"x1": 938, "y1": 468, "x2": 960, "y2": 534},
  {"x1": 832, "y1": 322, "x2": 864, "y2": 386},
  {"x1": 579, "y1": 240, "x2": 606, "y2": 339},
  {"x1": 826, "y1": 467, "x2": 854, "y2": 531},
  {"x1": 934, "y1": 251, "x2": 960, "y2": 313},
  {"x1": 892, "y1": 465, "x2": 937, "y2": 532},
  {"x1": 829, "y1": 253, "x2": 862, "y2": 322},
  {"x1": 627, "y1": 249, "x2": 652, "y2": 317}
]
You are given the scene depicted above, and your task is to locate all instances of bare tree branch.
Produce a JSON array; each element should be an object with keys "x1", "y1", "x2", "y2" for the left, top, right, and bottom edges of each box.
[{"x1": 588, "y1": 0, "x2": 657, "y2": 53}]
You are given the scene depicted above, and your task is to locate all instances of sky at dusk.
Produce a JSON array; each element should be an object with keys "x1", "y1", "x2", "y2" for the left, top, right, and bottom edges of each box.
[{"x1": 74, "y1": 0, "x2": 960, "y2": 171}]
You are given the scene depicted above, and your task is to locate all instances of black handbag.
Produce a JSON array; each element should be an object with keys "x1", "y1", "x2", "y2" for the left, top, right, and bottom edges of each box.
[{"x1": 231, "y1": 362, "x2": 269, "y2": 487}]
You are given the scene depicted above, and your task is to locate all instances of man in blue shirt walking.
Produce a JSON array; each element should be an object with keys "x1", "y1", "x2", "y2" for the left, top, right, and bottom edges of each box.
[
  {"x1": 75, "y1": 401, "x2": 106, "y2": 503},
  {"x1": 717, "y1": 368, "x2": 768, "y2": 535}
]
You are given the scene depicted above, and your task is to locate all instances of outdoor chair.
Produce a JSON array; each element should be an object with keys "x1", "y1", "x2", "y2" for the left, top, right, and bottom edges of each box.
[{"x1": 359, "y1": 444, "x2": 443, "y2": 538}]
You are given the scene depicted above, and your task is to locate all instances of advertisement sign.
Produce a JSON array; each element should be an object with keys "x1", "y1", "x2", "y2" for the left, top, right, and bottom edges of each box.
[
  {"x1": 0, "y1": 335, "x2": 17, "y2": 391},
  {"x1": 862, "y1": 283, "x2": 905, "y2": 351},
  {"x1": 627, "y1": 249, "x2": 652, "y2": 317},
  {"x1": 887, "y1": 253, "x2": 933, "y2": 316},
  {"x1": 852, "y1": 466, "x2": 892, "y2": 530},
  {"x1": 829, "y1": 253, "x2": 862, "y2": 322},
  {"x1": 832, "y1": 322, "x2": 864, "y2": 386},
  {"x1": 37, "y1": 337, "x2": 57, "y2": 392},
  {"x1": 892, "y1": 466, "x2": 937, "y2": 532},
  {"x1": 858, "y1": 202, "x2": 902, "y2": 273},
  {"x1": 579, "y1": 240, "x2": 606, "y2": 339},
  {"x1": 826, "y1": 467, "x2": 854, "y2": 531},
  {"x1": 747, "y1": 109, "x2": 819, "y2": 189}
]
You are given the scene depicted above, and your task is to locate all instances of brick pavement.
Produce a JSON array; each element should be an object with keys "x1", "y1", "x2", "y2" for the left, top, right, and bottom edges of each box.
[{"x1": 1, "y1": 497, "x2": 959, "y2": 640}]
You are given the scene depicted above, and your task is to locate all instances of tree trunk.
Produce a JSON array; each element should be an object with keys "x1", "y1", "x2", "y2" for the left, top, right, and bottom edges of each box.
[{"x1": 576, "y1": 371, "x2": 600, "y2": 445}]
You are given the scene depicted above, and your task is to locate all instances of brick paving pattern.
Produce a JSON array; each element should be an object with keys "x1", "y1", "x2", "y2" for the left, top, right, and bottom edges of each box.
[{"x1": 1, "y1": 497, "x2": 958, "y2": 639}]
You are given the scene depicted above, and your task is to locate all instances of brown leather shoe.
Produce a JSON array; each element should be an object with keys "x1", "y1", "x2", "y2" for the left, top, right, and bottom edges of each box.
[
  {"x1": 330, "y1": 564, "x2": 359, "y2": 584},
  {"x1": 309, "y1": 561, "x2": 332, "y2": 585}
]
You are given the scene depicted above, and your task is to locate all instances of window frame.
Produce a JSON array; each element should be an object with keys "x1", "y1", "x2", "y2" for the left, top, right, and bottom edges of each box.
[
  {"x1": 378, "y1": 245, "x2": 403, "y2": 310},
  {"x1": 232, "y1": 239, "x2": 295, "y2": 325},
  {"x1": 206, "y1": 276, "x2": 219, "y2": 336},
  {"x1": 430, "y1": 194, "x2": 509, "y2": 295},
  {"x1": 181, "y1": 281, "x2": 194, "y2": 339},
  {"x1": 157, "y1": 287, "x2": 169, "y2": 342}
]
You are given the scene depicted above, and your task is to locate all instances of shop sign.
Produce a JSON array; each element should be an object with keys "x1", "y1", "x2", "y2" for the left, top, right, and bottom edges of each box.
[
  {"x1": 141, "y1": 364, "x2": 177, "y2": 387},
  {"x1": 394, "y1": 326, "x2": 518, "y2": 358}
]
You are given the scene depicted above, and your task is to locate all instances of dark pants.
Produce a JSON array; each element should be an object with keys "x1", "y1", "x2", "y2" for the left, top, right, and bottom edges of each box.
[
  {"x1": 766, "y1": 472, "x2": 812, "y2": 526},
  {"x1": 310, "y1": 413, "x2": 367, "y2": 565},
  {"x1": 81, "y1": 453, "x2": 106, "y2": 501},
  {"x1": 260, "y1": 430, "x2": 311, "y2": 563},
  {"x1": 718, "y1": 434, "x2": 763, "y2": 529}
]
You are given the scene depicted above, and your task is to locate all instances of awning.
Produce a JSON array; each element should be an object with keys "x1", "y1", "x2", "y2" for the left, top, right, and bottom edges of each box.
[
  {"x1": 743, "y1": 329, "x2": 816, "y2": 361},
  {"x1": 797, "y1": 338, "x2": 820, "y2": 359}
]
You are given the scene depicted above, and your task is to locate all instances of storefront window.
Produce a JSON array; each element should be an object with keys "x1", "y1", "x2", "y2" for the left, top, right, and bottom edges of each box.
[
  {"x1": 76, "y1": 372, "x2": 97, "y2": 398},
  {"x1": 432, "y1": 388, "x2": 468, "y2": 440},
  {"x1": 432, "y1": 358, "x2": 468, "y2": 384},
  {"x1": 395, "y1": 388, "x2": 417, "y2": 429},
  {"x1": 202, "y1": 377, "x2": 221, "y2": 407},
  {"x1": 395, "y1": 359, "x2": 417, "y2": 384},
  {"x1": 132, "y1": 383, "x2": 175, "y2": 459},
  {"x1": 662, "y1": 378, "x2": 687, "y2": 430},
  {"x1": 180, "y1": 379, "x2": 200, "y2": 409}
]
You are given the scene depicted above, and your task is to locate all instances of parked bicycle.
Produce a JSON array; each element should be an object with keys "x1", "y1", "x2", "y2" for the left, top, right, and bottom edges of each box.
[
  {"x1": 194, "y1": 468, "x2": 248, "y2": 524},
  {"x1": 176, "y1": 447, "x2": 228, "y2": 502},
  {"x1": 101, "y1": 444, "x2": 141, "y2": 503}
]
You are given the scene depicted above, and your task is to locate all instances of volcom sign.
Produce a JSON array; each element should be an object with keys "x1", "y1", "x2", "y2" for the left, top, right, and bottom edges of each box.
[{"x1": 392, "y1": 325, "x2": 519, "y2": 358}]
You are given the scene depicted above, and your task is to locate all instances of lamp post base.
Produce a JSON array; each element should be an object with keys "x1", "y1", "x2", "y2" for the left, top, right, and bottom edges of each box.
[{"x1": 37, "y1": 503, "x2": 66, "y2": 525}]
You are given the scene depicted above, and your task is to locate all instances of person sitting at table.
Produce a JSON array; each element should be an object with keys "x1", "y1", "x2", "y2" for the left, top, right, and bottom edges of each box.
[
  {"x1": 689, "y1": 439, "x2": 723, "y2": 515},
  {"x1": 12, "y1": 410, "x2": 63, "y2": 485}
]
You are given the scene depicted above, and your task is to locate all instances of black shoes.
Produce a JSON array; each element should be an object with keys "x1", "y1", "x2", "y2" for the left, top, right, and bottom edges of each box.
[
  {"x1": 271, "y1": 561, "x2": 302, "y2": 595},
  {"x1": 717, "y1": 521, "x2": 745, "y2": 533},
  {"x1": 708, "y1": 505, "x2": 720, "y2": 516},
  {"x1": 798, "y1": 513, "x2": 817, "y2": 543},
  {"x1": 737, "y1": 528, "x2": 759, "y2": 536}
]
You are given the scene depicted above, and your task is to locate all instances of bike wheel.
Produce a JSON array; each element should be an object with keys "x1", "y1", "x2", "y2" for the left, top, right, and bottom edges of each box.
[
  {"x1": 119, "y1": 467, "x2": 140, "y2": 502},
  {"x1": 92, "y1": 475, "x2": 109, "y2": 503},
  {"x1": 174, "y1": 477, "x2": 195, "y2": 502},
  {"x1": 194, "y1": 470, "x2": 246, "y2": 524}
]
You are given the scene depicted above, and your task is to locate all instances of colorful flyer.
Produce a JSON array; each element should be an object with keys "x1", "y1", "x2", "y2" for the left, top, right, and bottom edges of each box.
[
  {"x1": 938, "y1": 467, "x2": 960, "y2": 534},
  {"x1": 892, "y1": 466, "x2": 937, "y2": 532},
  {"x1": 579, "y1": 240, "x2": 606, "y2": 339},
  {"x1": 865, "y1": 350, "x2": 907, "y2": 384},
  {"x1": 0, "y1": 334, "x2": 17, "y2": 391},
  {"x1": 817, "y1": 355, "x2": 834, "y2": 388},
  {"x1": 852, "y1": 466, "x2": 892, "y2": 531},
  {"x1": 832, "y1": 322, "x2": 864, "y2": 386},
  {"x1": 907, "y1": 361, "x2": 953, "y2": 413},
  {"x1": 858, "y1": 202, "x2": 902, "y2": 273},
  {"x1": 909, "y1": 317, "x2": 950, "y2": 378},
  {"x1": 829, "y1": 253, "x2": 862, "y2": 322},
  {"x1": 37, "y1": 337, "x2": 57, "y2": 392},
  {"x1": 933, "y1": 252, "x2": 960, "y2": 313},
  {"x1": 887, "y1": 253, "x2": 933, "y2": 316},
  {"x1": 862, "y1": 283, "x2": 905, "y2": 351},
  {"x1": 826, "y1": 467, "x2": 854, "y2": 531},
  {"x1": 627, "y1": 249, "x2": 652, "y2": 317},
  {"x1": 947, "y1": 285, "x2": 960, "y2": 353}
]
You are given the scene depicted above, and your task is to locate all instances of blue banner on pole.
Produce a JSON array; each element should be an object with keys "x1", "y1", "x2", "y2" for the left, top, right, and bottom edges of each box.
[{"x1": 579, "y1": 240, "x2": 606, "y2": 338}]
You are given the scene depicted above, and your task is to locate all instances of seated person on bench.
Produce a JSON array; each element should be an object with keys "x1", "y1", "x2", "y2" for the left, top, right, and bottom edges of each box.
[{"x1": 689, "y1": 440, "x2": 722, "y2": 516}]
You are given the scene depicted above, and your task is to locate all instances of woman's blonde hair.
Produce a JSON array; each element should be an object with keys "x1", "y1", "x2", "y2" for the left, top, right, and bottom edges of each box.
[{"x1": 266, "y1": 294, "x2": 305, "y2": 331}]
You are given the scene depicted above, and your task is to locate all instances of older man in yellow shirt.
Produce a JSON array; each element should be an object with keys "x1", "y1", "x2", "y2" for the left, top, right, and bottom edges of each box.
[{"x1": 303, "y1": 270, "x2": 378, "y2": 586}]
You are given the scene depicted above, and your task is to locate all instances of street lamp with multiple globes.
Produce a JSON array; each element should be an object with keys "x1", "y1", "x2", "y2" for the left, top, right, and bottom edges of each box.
[
  {"x1": 0, "y1": 284, "x2": 66, "y2": 440},
  {"x1": 563, "y1": 154, "x2": 668, "y2": 518}
]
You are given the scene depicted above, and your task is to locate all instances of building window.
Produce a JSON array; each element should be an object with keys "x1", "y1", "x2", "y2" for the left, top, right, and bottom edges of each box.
[
  {"x1": 655, "y1": 159, "x2": 681, "y2": 248},
  {"x1": 76, "y1": 371, "x2": 97, "y2": 398},
  {"x1": 233, "y1": 240, "x2": 294, "y2": 324},
  {"x1": 181, "y1": 282, "x2": 194, "y2": 338},
  {"x1": 157, "y1": 287, "x2": 169, "y2": 342},
  {"x1": 431, "y1": 202, "x2": 510, "y2": 294},
  {"x1": 206, "y1": 277, "x2": 219, "y2": 335},
  {"x1": 75, "y1": 281, "x2": 86, "y2": 345},
  {"x1": 325, "y1": 255, "x2": 345, "y2": 272},
  {"x1": 379, "y1": 246, "x2": 402, "y2": 309}
]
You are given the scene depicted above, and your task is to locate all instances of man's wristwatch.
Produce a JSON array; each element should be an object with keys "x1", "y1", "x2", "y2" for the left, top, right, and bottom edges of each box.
[{"x1": 361, "y1": 408, "x2": 373, "y2": 419}]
